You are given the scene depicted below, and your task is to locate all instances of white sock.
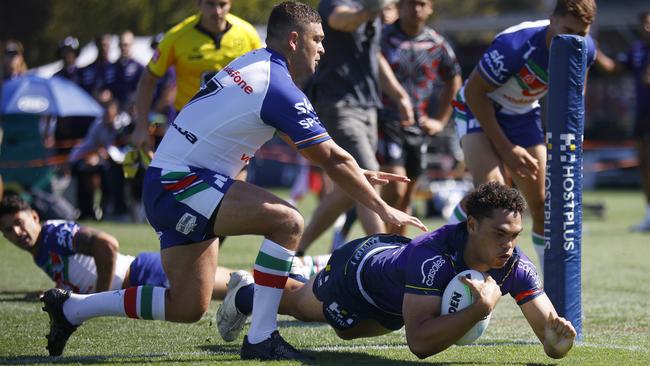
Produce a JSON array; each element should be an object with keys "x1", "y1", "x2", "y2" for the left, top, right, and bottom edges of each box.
[
  {"x1": 447, "y1": 203, "x2": 467, "y2": 225},
  {"x1": 63, "y1": 286, "x2": 166, "y2": 325},
  {"x1": 247, "y1": 239, "x2": 294, "y2": 344},
  {"x1": 532, "y1": 232, "x2": 545, "y2": 274}
]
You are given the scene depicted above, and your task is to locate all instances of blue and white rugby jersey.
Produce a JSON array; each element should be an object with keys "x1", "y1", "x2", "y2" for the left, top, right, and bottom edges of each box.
[
  {"x1": 458, "y1": 20, "x2": 596, "y2": 115},
  {"x1": 34, "y1": 220, "x2": 134, "y2": 294},
  {"x1": 151, "y1": 48, "x2": 331, "y2": 177}
]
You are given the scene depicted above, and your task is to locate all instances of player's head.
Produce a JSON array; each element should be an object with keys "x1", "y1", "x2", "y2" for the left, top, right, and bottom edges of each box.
[
  {"x1": 197, "y1": 0, "x2": 231, "y2": 32},
  {"x1": 0, "y1": 195, "x2": 42, "y2": 253},
  {"x1": 465, "y1": 182, "x2": 526, "y2": 269},
  {"x1": 640, "y1": 10, "x2": 650, "y2": 42},
  {"x1": 398, "y1": 0, "x2": 433, "y2": 28},
  {"x1": 266, "y1": 1, "x2": 324, "y2": 85},
  {"x1": 548, "y1": 0, "x2": 596, "y2": 45}
]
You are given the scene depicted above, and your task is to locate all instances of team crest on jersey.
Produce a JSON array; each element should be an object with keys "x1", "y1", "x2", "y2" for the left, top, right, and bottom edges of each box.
[
  {"x1": 176, "y1": 213, "x2": 197, "y2": 235},
  {"x1": 421, "y1": 255, "x2": 445, "y2": 286}
]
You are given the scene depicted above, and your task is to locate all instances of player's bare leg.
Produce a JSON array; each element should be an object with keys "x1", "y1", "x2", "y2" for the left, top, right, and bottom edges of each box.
[
  {"x1": 508, "y1": 144, "x2": 547, "y2": 270},
  {"x1": 212, "y1": 181, "x2": 311, "y2": 360},
  {"x1": 380, "y1": 164, "x2": 418, "y2": 235}
]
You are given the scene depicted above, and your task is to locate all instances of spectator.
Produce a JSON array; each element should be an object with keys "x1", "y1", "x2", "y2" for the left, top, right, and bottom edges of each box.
[
  {"x1": 78, "y1": 34, "x2": 116, "y2": 98},
  {"x1": 595, "y1": 10, "x2": 650, "y2": 232},
  {"x1": 54, "y1": 36, "x2": 81, "y2": 83},
  {"x1": 147, "y1": 32, "x2": 177, "y2": 148},
  {"x1": 68, "y1": 98, "x2": 128, "y2": 220},
  {"x1": 111, "y1": 30, "x2": 144, "y2": 108},
  {"x1": 132, "y1": 0, "x2": 262, "y2": 150},
  {"x1": 296, "y1": 0, "x2": 414, "y2": 255},
  {"x1": 377, "y1": 0, "x2": 462, "y2": 235},
  {"x1": 3, "y1": 40, "x2": 28, "y2": 80}
]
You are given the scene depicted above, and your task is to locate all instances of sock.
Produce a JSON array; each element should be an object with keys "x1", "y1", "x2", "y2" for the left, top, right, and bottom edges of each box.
[
  {"x1": 235, "y1": 283, "x2": 254, "y2": 316},
  {"x1": 63, "y1": 286, "x2": 166, "y2": 325},
  {"x1": 247, "y1": 239, "x2": 294, "y2": 344},
  {"x1": 447, "y1": 203, "x2": 467, "y2": 224},
  {"x1": 532, "y1": 232, "x2": 545, "y2": 274}
]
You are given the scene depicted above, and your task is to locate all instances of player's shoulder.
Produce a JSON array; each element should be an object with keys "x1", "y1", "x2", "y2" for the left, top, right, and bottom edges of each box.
[{"x1": 164, "y1": 14, "x2": 201, "y2": 41}]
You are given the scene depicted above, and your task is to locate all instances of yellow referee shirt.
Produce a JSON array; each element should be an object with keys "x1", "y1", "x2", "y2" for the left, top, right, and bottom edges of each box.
[{"x1": 148, "y1": 13, "x2": 262, "y2": 110}]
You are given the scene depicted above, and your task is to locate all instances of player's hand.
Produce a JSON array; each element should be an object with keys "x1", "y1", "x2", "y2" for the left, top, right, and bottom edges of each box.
[
  {"x1": 397, "y1": 96, "x2": 416, "y2": 127},
  {"x1": 543, "y1": 312, "x2": 576, "y2": 358},
  {"x1": 378, "y1": 205, "x2": 427, "y2": 232},
  {"x1": 502, "y1": 145, "x2": 538, "y2": 180},
  {"x1": 362, "y1": 169, "x2": 410, "y2": 185},
  {"x1": 460, "y1": 273, "x2": 501, "y2": 317},
  {"x1": 418, "y1": 116, "x2": 445, "y2": 135}
]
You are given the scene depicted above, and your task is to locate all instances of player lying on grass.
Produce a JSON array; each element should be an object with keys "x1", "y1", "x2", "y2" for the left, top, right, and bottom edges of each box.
[
  {"x1": 218, "y1": 182, "x2": 576, "y2": 359},
  {"x1": 0, "y1": 195, "x2": 233, "y2": 299}
]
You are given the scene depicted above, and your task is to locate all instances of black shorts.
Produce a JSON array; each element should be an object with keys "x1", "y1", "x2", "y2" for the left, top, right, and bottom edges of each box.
[
  {"x1": 377, "y1": 118, "x2": 426, "y2": 179},
  {"x1": 312, "y1": 234, "x2": 409, "y2": 331}
]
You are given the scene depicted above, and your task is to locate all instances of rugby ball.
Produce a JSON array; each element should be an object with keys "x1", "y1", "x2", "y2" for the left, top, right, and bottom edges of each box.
[{"x1": 440, "y1": 269, "x2": 491, "y2": 345}]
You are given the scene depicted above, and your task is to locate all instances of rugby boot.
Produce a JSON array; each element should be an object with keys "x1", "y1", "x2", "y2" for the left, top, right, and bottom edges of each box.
[
  {"x1": 41, "y1": 288, "x2": 78, "y2": 356},
  {"x1": 240, "y1": 330, "x2": 313, "y2": 361}
]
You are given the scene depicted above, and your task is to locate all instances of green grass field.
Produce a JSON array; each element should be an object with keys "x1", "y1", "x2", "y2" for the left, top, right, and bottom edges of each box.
[{"x1": 1, "y1": 189, "x2": 649, "y2": 365}]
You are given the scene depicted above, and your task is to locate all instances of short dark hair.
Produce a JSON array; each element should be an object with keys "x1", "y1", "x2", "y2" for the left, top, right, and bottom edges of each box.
[
  {"x1": 267, "y1": 1, "x2": 321, "y2": 42},
  {"x1": 0, "y1": 195, "x2": 32, "y2": 220},
  {"x1": 465, "y1": 182, "x2": 527, "y2": 222},
  {"x1": 552, "y1": 0, "x2": 597, "y2": 25}
]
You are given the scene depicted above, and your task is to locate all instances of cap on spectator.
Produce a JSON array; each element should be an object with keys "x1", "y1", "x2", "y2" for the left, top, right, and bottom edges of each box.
[
  {"x1": 4, "y1": 40, "x2": 24, "y2": 56},
  {"x1": 58, "y1": 36, "x2": 80, "y2": 57}
]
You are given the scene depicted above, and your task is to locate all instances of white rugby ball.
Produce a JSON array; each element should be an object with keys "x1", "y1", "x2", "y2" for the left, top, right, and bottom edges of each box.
[{"x1": 440, "y1": 269, "x2": 491, "y2": 345}]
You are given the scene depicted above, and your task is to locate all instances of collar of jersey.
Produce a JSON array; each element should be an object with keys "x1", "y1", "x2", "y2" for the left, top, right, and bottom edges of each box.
[{"x1": 265, "y1": 47, "x2": 289, "y2": 69}]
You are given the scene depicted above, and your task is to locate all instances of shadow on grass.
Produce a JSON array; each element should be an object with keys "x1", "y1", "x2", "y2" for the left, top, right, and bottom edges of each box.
[
  {"x1": 0, "y1": 290, "x2": 41, "y2": 302},
  {"x1": 197, "y1": 344, "x2": 555, "y2": 366}
]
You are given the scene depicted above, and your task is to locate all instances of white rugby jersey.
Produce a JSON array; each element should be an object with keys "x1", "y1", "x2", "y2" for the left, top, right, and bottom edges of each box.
[
  {"x1": 151, "y1": 48, "x2": 331, "y2": 177},
  {"x1": 35, "y1": 220, "x2": 133, "y2": 294}
]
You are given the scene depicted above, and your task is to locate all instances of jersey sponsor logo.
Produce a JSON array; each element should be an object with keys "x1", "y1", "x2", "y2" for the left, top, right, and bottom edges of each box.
[
  {"x1": 223, "y1": 66, "x2": 254, "y2": 94},
  {"x1": 420, "y1": 255, "x2": 445, "y2": 286},
  {"x1": 523, "y1": 41, "x2": 537, "y2": 59},
  {"x1": 298, "y1": 117, "x2": 321, "y2": 129},
  {"x1": 518, "y1": 258, "x2": 542, "y2": 289},
  {"x1": 484, "y1": 50, "x2": 508, "y2": 79},
  {"x1": 176, "y1": 212, "x2": 197, "y2": 235},
  {"x1": 325, "y1": 301, "x2": 355, "y2": 328},
  {"x1": 294, "y1": 98, "x2": 315, "y2": 115},
  {"x1": 170, "y1": 121, "x2": 198, "y2": 144},
  {"x1": 240, "y1": 153, "x2": 253, "y2": 164}
]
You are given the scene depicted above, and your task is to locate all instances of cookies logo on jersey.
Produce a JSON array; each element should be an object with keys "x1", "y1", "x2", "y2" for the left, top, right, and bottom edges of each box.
[
  {"x1": 484, "y1": 50, "x2": 508, "y2": 79},
  {"x1": 518, "y1": 258, "x2": 542, "y2": 289},
  {"x1": 421, "y1": 255, "x2": 445, "y2": 286}
]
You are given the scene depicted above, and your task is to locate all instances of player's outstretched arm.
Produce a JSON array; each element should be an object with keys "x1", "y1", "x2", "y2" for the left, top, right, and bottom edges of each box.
[
  {"x1": 73, "y1": 227, "x2": 119, "y2": 292},
  {"x1": 402, "y1": 275, "x2": 501, "y2": 359},
  {"x1": 519, "y1": 293, "x2": 576, "y2": 359},
  {"x1": 300, "y1": 140, "x2": 427, "y2": 232}
]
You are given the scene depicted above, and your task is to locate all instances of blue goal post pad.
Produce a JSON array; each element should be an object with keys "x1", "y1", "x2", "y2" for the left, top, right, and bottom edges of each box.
[{"x1": 544, "y1": 34, "x2": 587, "y2": 341}]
